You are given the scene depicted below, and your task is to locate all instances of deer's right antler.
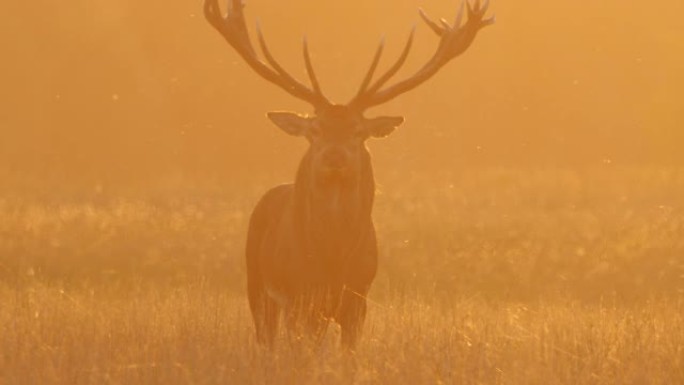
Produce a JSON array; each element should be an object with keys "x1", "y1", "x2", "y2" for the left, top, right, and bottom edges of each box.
[{"x1": 204, "y1": 0, "x2": 331, "y2": 109}]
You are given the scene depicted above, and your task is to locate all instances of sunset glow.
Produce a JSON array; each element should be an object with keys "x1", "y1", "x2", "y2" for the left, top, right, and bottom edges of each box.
[{"x1": 1, "y1": 0, "x2": 683, "y2": 383}]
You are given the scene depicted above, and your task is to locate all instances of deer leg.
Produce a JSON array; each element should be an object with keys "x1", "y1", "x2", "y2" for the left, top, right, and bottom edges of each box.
[
  {"x1": 284, "y1": 293, "x2": 329, "y2": 345},
  {"x1": 248, "y1": 284, "x2": 280, "y2": 347},
  {"x1": 337, "y1": 289, "x2": 367, "y2": 350}
]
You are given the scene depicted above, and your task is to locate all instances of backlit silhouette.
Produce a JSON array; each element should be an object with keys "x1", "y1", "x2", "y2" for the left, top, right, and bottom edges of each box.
[{"x1": 204, "y1": 0, "x2": 493, "y2": 348}]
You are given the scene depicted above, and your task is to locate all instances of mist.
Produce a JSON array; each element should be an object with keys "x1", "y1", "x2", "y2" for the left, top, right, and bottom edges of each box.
[{"x1": 2, "y1": 0, "x2": 682, "y2": 190}]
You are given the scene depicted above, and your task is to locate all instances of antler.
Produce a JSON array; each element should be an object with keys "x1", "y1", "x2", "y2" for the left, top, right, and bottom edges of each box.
[
  {"x1": 350, "y1": 0, "x2": 494, "y2": 110},
  {"x1": 204, "y1": 0, "x2": 330, "y2": 108}
]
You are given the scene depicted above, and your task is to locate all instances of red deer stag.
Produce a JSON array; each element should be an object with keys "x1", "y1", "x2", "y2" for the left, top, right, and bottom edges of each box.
[{"x1": 204, "y1": 0, "x2": 493, "y2": 348}]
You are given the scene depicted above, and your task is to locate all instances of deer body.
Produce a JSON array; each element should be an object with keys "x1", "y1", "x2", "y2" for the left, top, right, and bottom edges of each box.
[
  {"x1": 246, "y1": 163, "x2": 378, "y2": 346},
  {"x1": 246, "y1": 107, "x2": 397, "y2": 346},
  {"x1": 204, "y1": 0, "x2": 493, "y2": 348}
]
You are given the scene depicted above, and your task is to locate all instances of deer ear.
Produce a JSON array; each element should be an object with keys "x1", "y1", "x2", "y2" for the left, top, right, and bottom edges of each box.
[
  {"x1": 365, "y1": 116, "x2": 404, "y2": 138},
  {"x1": 267, "y1": 111, "x2": 313, "y2": 137}
]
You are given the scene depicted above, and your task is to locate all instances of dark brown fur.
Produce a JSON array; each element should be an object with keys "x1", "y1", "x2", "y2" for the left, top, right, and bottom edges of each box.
[{"x1": 246, "y1": 126, "x2": 378, "y2": 348}]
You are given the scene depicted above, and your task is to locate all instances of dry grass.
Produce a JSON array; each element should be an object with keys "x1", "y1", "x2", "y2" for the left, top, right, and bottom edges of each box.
[
  {"x1": 2, "y1": 283, "x2": 682, "y2": 385},
  {"x1": 1, "y1": 167, "x2": 684, "y2": 384}
]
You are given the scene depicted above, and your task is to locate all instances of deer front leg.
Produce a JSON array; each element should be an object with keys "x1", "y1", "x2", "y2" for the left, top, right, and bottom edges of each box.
[
  {"x1": 284, "y1": 292, "x2": 330, "y2": 345},
  {"x1": 337, "y1": 288, "x2": 368, "y2": 350}
]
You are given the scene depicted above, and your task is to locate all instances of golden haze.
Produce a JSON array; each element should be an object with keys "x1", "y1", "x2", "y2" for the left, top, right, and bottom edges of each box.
[
  {"x1": 1, "y1": 0, "x2": 683, "y2": 384},
  {"x1": 1, "y1": 0, "x2": 683, "y2": 185}
]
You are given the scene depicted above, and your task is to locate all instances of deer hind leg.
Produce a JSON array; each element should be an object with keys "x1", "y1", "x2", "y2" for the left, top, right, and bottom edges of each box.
[
  {"x1": 337, "y1": 289, "x2": 368, "y2": 350},
  {"x1": 248, "y1": 283, "x2": 280, "y2": 347}
]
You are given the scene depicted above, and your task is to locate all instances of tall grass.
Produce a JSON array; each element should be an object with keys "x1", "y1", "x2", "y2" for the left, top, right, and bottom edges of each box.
[
  {"x1": 2, "y1": 282, "x2": 682, "y2": 384},
  {"x1": 1, "y1": 167, "x2": 683, "y2": 384}
]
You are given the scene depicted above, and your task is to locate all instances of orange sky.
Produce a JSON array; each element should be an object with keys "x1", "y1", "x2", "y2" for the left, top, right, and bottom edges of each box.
[{"x1": 2, "y1": 0, "x2": 683, "y2": 185}]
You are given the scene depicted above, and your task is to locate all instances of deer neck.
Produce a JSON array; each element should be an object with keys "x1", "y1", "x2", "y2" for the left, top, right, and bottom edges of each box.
[{"x1": 293, "y1": 150, "x2": 375, "y2": 255}]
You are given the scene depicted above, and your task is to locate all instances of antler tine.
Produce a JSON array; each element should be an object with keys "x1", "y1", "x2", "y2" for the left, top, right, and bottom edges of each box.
[
  {"x1": 303, "y1": 37, "x2": 323, "y2": 97},
  {"x1": 478, "y1": 0, "x2": 496, "y2": 27},
  {"x1": 367, "y1": 28, "x2": 415, "y2": 95},
  {"x1": 350, "y1": 0, "x2": 493, "y2": 110},
  {"x1": 467, "y1": 0, "x2": 495, "y2": 26},
  {"x1": 255, "y1": 23, "x2": 298, "y2": 84},
  {"x1": 356, "y1": 38, "x2": 386, "y2": 98},
  {"x1": 204, "y1": 0, "x2": 329, "y2": 108},
  {"x1": 454, "y1": 1, "x2": 465, "y2": 29},
  {"x1": 419, "y1": 8, "x2": 445, "y2": 36},
  {"x1": 350, "y1": 28, "x2": 415, "y2": 108},
  {"x1": 203, "y1": 0, "x2": 218, "y2": 27}
]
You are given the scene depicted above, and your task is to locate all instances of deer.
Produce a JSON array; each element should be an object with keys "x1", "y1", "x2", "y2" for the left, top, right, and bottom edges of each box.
[{"x1": 204, "y1": 0, "x2": 493, "y2": 348}]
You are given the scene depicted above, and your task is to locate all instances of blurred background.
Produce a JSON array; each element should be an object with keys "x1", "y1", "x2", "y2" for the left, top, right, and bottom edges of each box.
[
  {"x1": 1, "y1": 0, "x2": 683, "y2": 299},
  {"x1": 2, "y1": 0, "x2": 682, "y2": 191}
]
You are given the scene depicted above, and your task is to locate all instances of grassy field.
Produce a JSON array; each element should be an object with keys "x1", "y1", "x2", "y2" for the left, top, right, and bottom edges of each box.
[{"x1": 1, "y1": 167, "x2": 684, "y2": 384}]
